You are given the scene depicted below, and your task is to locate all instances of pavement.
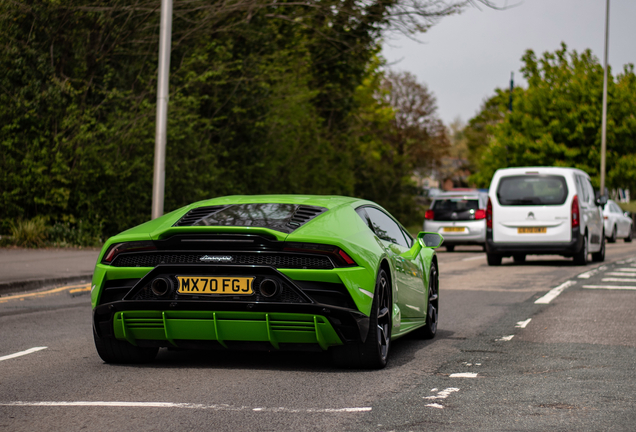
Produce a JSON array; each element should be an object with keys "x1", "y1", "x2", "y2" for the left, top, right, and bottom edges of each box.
[{"x1": 0, "y1": 247, "x2": 100, "y2": 295}]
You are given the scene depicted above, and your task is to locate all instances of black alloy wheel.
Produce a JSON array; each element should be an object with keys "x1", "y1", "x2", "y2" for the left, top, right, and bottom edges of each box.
[
  {"x1": 415, "y1": 264, "x2": 439, "y2": 339},
  {"x1": 609, "y1": 226, "x2": 617, "y2": 243},
  {"x1": 574, "y1": 233, "x2": 588, "y2": 266},
  {"x1": 592, "y1": 231, "x2": 606, "y2": 262},
  {"x1": 331, "y1": 269, "x2": 391, "y2": 369}
]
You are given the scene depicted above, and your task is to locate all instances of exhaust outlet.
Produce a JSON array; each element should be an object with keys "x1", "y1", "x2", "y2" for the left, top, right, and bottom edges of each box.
[
  {"x1": 259, "y1": 279, "x2": 279, "y2": 298},
  {"x1": 151, "y1": 277, "x2": 173, "y2": 297}
]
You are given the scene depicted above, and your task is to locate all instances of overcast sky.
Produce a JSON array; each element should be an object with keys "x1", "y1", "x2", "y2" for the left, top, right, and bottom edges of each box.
[{"x1": 381, "y1": 0, "x2": 636, "y2": 126}]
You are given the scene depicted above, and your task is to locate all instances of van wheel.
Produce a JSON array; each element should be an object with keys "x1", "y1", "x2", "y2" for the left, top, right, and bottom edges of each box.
[
  {"x1": 592, "y1": 232, "x2": 605, "y2": 262},
  {"x1": 573, "y1": 233, "x2": 588, "y2": 266},
  {"x1": 487, "y1": 253, "x2": 502, "y2": 266},
  {"x1": 446, "y1": 245, "x2": 455, "y2": 252},
  {"x1": 513, "y1": 254, "x2": 526, "y2": 263}
]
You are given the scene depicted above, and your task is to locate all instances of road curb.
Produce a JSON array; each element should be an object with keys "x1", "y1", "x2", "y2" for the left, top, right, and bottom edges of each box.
[{"x1": 0, "y1": 274, "x2": 93, "y2": 297}]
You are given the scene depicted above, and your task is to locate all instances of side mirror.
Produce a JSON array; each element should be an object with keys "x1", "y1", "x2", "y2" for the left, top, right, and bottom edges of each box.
[
  {"x1": 400, "y1": 232, "x2": 444, "y2": 260},
  {"x1": 595, "y1": 189, "x2": 608, "y2": 208},
  {"x1": 419, "y1": 232, "x2": 444, "y2": 248}
]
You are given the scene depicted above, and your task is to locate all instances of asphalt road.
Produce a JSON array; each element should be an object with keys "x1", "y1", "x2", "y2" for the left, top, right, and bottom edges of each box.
[{"x1": 1, "y1": 242, "x2": 636, "y2": 431}]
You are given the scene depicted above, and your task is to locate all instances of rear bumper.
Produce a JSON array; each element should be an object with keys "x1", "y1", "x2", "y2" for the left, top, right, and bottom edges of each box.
[
  {"x1": 486, "y1": 228, "x2": 583, "y2": 256},
  {"x1": 424, "y1": 220, "x2": 486, "y2": 245},
  {"x1": 98, "y1": 309, "x2": 343, "y2": 351}
]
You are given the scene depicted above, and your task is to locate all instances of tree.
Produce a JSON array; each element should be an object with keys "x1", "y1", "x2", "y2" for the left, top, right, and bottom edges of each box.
[
  {"x1": 353, "y1": 68, "x2": 449, "y2": 223},
  {"x1": 468, "y1": 43, "x2": 636, "y2": 190}
]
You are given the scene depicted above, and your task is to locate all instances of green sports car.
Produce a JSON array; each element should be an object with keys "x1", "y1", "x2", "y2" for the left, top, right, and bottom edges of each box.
[{"x1": 91, "y1": 195, "x2": 443, "y2": 368}]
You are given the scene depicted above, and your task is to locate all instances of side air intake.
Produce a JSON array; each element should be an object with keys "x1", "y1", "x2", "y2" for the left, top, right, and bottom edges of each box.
[
  {"x1": 287, "y1": 206, "x2": 327, "y2": 229},
  {"x1": 174, "y1": 206, "x2": 227, "y2": 227}
]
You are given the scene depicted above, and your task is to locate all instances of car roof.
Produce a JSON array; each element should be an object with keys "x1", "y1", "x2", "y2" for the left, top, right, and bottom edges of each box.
[{"x1": 493, "y1": 166, "x2": 589, "y2": 178}]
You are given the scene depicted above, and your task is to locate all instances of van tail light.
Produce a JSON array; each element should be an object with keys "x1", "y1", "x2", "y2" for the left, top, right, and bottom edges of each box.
[
  {"x1": 425, "y1": 210, "x2": 435, "y2": 220},
  {"x1": 474, "y1": 209, "x2": 486, "y2": 220},
  {"x1": 571, "y1": 195, "x2": 580, "y2": 229},
  {"x1": 486, "y1": 198, "x2": 493, "y2": 228}
]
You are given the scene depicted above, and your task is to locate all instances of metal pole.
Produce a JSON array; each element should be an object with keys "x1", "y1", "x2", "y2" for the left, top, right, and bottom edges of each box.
[
  {"x1": 508, "y1": 72, "x2": 514, "y2": 112},
  {"x1": 152, "y1": 0, "x2": 173, "y2": 219},
  {"x1": 600, "y1": 0, "x2": 610, "y2": 193}
]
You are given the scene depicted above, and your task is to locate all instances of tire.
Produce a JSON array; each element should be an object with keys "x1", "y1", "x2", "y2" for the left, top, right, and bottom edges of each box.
[
  {"x1": 487, "y1": 253, "x2": 502, "y2": 266},
  {"x1": 608, "y1": 226, "x2": 617, "y2": 243},
  {"x1": 592, "y1": 232, "x2": 606, "y2": 262},
  {"x1": 573, "y1": 233, "x2": 588, "y2": 266},
  {"x1": 413, "y1": 263, "x2": 439, "y2": 339},
  {"x1": 625, "y1": 225, "x2": 633, "y2": 243},
  {"x1": 513, "y1": 254, "x2": 526, "y2": 263},
  {"x1": 93, "y1": 327, "x2": 158, "y2": 364},
  {"x1": 446, "y1": 245, "x2": 455, "y2": 252},
  {"x1": 331, "y1": 269, "x2": 391, "y2": 369}
]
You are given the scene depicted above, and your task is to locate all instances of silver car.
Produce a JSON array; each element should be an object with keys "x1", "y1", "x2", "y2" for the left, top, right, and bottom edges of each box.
[{"x1": 424, "y1": 191, "x2": 488, "y2": 252}]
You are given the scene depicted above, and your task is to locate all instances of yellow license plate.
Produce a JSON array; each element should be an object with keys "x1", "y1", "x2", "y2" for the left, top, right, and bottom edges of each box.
[
  {"x1": 517, "y1": 227, "x2": 547, "y2": 234},
  {"x1": 443, "y1": 227, "x2": 465, "y2": 232},
  {"x1": 177, "y1": 276, "x2": 254, "y2": 295}
]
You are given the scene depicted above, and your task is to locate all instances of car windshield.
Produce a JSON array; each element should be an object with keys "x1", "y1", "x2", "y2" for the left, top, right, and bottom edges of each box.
[
  {"x1": 432, "y1": 199, "x2": 479, "y2": 211},
  {"x1": 497, "y1": 175, "x2": 568, "y2": 206}
]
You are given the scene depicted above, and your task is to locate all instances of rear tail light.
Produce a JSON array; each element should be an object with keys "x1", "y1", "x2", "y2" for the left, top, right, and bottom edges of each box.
[
  {"x1": 486, "y1": 198, "x2": 493, "y2": 228},
  {"x1": 425, "y1": 210, "x2": 435, "y2": 220},
  {"x1": 603, "y1": 216, "x2": 608, "y2": 220},
  {"x1": 571, "y1": 195, "x2": 580, "y2": 228},
  {"x1": 102, "y1": 241, "x2": 157, "y2": 264},
  {"x1": 474, "y1": 209, "x2": 486, "y2": 220},
  {"x1": 284, "y1": 242, "x2": 357, "y2": 267}
]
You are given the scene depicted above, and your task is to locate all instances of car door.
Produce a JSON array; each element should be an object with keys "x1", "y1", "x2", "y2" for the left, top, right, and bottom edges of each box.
[
  {"x1": 579, "y1": 176, "x2": 603, "y2": 250},
  {"x1": 363, "y1": 207, "x2": 426, "y2": 318}
]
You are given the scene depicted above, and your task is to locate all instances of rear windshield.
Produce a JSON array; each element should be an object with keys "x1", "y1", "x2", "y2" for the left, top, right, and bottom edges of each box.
[
  {"x1": 497, "y1": 175, "x2": 568, "y2": 206},
  {"x1": 432, "y1": 198, "x2": 480, "y2": 211}
]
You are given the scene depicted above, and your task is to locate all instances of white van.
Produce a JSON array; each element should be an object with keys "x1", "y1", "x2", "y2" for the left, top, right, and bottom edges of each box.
[{"x1": 486, "y1": 167, "x2": 607, "y2": 266}]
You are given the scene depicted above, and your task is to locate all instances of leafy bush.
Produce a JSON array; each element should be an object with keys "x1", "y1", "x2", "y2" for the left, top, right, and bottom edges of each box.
[
  {"x1": 48, "y1": 220, "x2": 103, "y2": 247},
  {"x1": 10, "y1": 217, "x2": 48, "y2": 247}
]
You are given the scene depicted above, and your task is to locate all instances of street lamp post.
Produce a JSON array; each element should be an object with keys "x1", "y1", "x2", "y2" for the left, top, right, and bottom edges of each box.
[
  {"x1": 600, "y1": 0, "x2": 610, "y2": 194},
  {"x1": 151, "y1": 0, "x2": 173, "y2": 219}
]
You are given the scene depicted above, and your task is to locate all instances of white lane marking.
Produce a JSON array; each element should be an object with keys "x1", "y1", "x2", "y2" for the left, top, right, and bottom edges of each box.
[
  {"x1": 583, "y1": 285, "x2": 636, "y2": 291},
  {"x1": 425, "y1": 403, "x2": 445, "y2": 409},
  {"x1": 424, "y1": 388, "x2": 459, "y2": 400},
  {"x1": 578, "y1": 265, "x2": 607, "y2": 279},
  {"x1": 515, "y1": 318, "x2": 532, "y2": 328},
  {"x1": 605, "y1": 272, "x2": 636, "y2": 277},
  {"x1": 0, "y1": 401, "x2": 371, "y2": 413},
  {"x1": 0, "y1": 347, "x2": 47, "y2": 362},
  {"x1": 535, "y1": 280, "x2": 575, "y2": 304},
  {"x1": 496, "y1": 335, "x2": 514, "y2": 342},
  {"x1": 449, "y1": 373, "x2": 478, "y2": 378},
  {"x1": 616, "y1": 268, "x2": 636, "y2": 272},
  {"x1": 602, "y1": 278, "x2": 636, "y2": 282},
  {"x1": 462, "y1": 255, "x2": 486, "y2": 262}
]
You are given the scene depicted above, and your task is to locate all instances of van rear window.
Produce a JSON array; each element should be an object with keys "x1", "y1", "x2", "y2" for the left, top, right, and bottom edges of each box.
[{"x1": 497, "y1": 175, "x2": 568, "y2": 206}]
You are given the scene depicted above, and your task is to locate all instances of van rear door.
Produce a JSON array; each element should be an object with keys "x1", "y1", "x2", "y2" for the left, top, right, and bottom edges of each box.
[{"x1": 492, "y1": 174, "x2": 571, "y2": 243}]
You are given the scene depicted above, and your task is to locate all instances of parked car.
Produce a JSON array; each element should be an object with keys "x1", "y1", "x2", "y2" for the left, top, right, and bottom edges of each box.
[
  {"x1": 603, "y1": 199, "x2": 633, "y2": 243},
  {"x1": 424, "y1": 191, "x2": 489, "y2": 251},
  {"x1": 486, "y1": 167, "x2": 607, "y2": 266},
  {"x1": 91, "y1": 195, "x2": 443, "y2": 369}
]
